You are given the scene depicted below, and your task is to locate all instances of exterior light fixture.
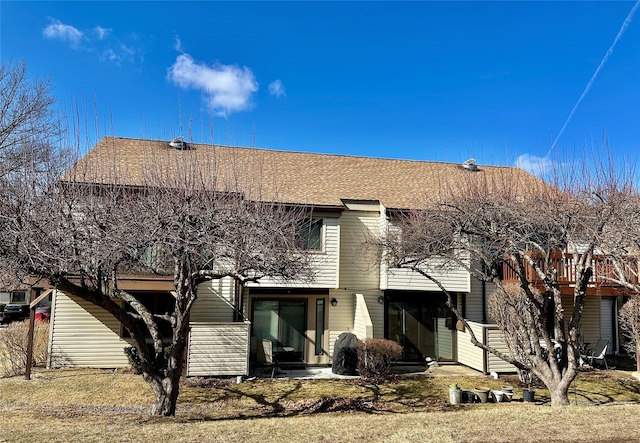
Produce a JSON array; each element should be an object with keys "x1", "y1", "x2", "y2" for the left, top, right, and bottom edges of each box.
[
  {"x1": 378, "y1": 295, "x2": 385, "y2": 304},
  {"x1": 330, "y1": 298, "x2": 338, "y2": 306}
]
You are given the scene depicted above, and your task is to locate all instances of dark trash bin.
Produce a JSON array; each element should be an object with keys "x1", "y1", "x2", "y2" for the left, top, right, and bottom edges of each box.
[{"x1": 332, "y1": 332, "x2": 358, "y2": 375}]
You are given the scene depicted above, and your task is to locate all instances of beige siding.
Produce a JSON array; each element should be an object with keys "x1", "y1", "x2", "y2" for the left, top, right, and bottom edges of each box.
[
  {"x1": 328, "y1": 289, "x2": 355, "y2": 357},
  {"x1": 385, "y1": 262, "x2": 471, "y2": 293},
  {"x1": 187, "y1": 322, "x2": 250, "y2": 376},
  {"x1": 456, "y1": 321, "x2": 516, "y2": 373},
  {"x1": 465, "y1": 278, "x2": 491, "y2": 323},
  {"x1": 337, "y1": 209, "x2": 385, "y2": 340},
  {"x1": 563, "y1": 294, "x2": 603, "y2": 351},
  {"x1": 250, "y1": 217, "x2": 340, "y2": 288},
  {"x1": 353, "y1": 293, "x2": 373, "y2": 340},
  {"x1": 600, "y1": 298, "x2": 615, "y2": 354},
  {"x1": 48, "y1": 291, "x2": 129, "y2": 369},
  {"x1": 191, "y1": 278, "x2": 237, "y2": 322},
  {"x1": 486, "y1": 327, "x2": 517, "y2": 373},
  {"x1": 456, "y1": 321, "x2": 485, "y2": 372}
]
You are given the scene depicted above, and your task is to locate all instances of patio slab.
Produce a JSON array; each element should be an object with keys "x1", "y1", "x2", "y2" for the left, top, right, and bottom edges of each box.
[{"x1": 256, "y1": 363, "x2": 483, "y2": 380}]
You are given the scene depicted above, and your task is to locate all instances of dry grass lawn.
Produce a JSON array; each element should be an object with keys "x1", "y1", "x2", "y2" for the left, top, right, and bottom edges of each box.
[{"x1": 1, "y1": 368, "x2": 640, "y2": 442}]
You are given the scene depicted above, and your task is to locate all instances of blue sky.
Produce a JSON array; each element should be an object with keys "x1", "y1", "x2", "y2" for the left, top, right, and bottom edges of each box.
[{"x1": 2, "y1": 1, "x2": 639, "y2": 173}]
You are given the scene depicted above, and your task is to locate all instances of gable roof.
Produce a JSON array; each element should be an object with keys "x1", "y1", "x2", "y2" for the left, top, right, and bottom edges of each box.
[{"x1": 66, "y1": 136, "x2": 546, "y2": 210}]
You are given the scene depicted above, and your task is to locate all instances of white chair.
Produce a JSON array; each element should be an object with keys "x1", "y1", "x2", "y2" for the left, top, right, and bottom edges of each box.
[{"x1": 581, "y1": 339, "x2": 608, "y2": 369}]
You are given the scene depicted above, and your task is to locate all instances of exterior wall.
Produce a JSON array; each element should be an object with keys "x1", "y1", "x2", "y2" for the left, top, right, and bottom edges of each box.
[
  {"x1": 456, "y1": 321, "x2": 516, "y2": 374},
  {"x1": 486, "y1": 327, "x2": 517, "y2": 373},
  {"x1": 338, "y1": 208, "x2": 385, "y2": 339},
  {"x1": 353, "y1": 293, "x2": 373, "y2": 340},
  {"x1": 380, "y1": 220, "x2": 471, "y2": 293},
  {"x1": 562, "y1": 294, "x2": 614, "y2": 355},
  {"x1": 48, "y1": 291, "x2": 129, "y2": 369},
  {"x1": 465, "y1": 277, "x2": 492, "y2": 323},
  {"x1": 0, "y1": 292, "x2": 10, "y2": 304},
  {"x1": 384, "y1": 262, "x2": 471, "y2": 293},
  {"x1": 456, "y1": 321, "x2": 485, "y2": 372},
  {"x1": 187, "y1": 322, "x2": 250, "y2": 376},
  {"x1": 249, "y1": 217, "x2": 340, "y2": 289},
  {"x1": 191, "y1": 278, "x2": 237, "y2": 322}
]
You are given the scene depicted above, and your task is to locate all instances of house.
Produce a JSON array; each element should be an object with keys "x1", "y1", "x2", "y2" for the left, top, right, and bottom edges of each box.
[{"x1": 45, "y1": 136, "x2": 624, "y2": 375}]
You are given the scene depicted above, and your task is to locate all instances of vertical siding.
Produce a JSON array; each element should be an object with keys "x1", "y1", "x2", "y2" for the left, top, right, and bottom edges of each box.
[
  {"x1": 191, "y1": 278, "x2": 237, "y2": 322},
  {"x1": 48, "y1": 291, "x2": 129, "y2": 369},
  {"x1": 250, "y1": 217, "x2": 340, "y2": 288},
  {"x1": 187, "y1": 322, "x2": 250, "y2": 376}
]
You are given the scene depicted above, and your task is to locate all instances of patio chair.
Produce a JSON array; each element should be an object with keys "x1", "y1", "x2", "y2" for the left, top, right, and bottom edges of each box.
[
  {"x1": 581, "y1": 339, "x2": 609, "y2": 369},
  {"x1": 256, "y1": 339, "x2": 279, "y2": 379}
]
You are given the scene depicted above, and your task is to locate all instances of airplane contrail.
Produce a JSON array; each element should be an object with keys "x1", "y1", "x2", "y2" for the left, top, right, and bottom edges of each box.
[{"x1": 547, "y1": 0, "x2": 640, "y2": 157}]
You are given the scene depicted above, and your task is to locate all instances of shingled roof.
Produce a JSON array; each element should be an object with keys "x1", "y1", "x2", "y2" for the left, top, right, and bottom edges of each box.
[{"x1": 66, "y1": 136, "x2": 545, "y2": 210}]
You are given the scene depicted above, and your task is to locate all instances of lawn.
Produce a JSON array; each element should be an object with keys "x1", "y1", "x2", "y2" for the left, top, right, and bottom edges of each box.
[{"x1": 1, "y1": 368, "x2": 640, "y2": 442}]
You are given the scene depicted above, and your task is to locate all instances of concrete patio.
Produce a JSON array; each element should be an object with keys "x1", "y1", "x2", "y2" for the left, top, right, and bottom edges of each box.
[{"x1": 255, "y1": 362, "x2": 483, "y2": 380}]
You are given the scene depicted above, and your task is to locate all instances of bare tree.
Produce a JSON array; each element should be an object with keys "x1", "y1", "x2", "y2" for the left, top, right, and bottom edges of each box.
[
  {"x1": 0, "y1": 141, "x2": 314, "y2": 416},
  {"x1": 375, "y1": 167, "x2": 619, "y2": 406},
  {"x1": 594, "y1": 182, "x2": 640, "y2": 373},
  {"x1": 0, "y1": 59, "x2": 60, "y2": 178}
]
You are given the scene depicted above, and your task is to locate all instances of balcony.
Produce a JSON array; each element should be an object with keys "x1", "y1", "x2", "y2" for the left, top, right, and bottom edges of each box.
[{"x1": 501, "y1": 253, "x2": 635, "y2": 296}]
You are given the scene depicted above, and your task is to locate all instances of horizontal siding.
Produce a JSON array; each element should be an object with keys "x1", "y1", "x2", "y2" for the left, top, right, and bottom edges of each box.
[
  {"x1": 250, "y1": 217, "x2": 340, "y2": 288},
  {"x1": 327, "y1": 289, "x2": 355, "y2": 357},
  {"x1": 465, "y1": 278, "x2": 491, "y2": 323},
  {"x1": 49, "y1": 291, "x2": 129, "y2": 369},
  {"x1": 353, "y1": 293, "x2": 373, "y2": 340},
  {"x1": 191, "y1": 278, "x2": 236, "y2": 322},
  {"x1": 187, "y1": 322, "x2": 250, "y2": 376},
  {"x1": 339, "y1": 210, "x2": 381, "y2": 291},
  {"x1": 385, "y1": 263, "x2": 470, "y2": 292},
  {"x1": 486, "y1": 327, "x2": 517, "y2": 373},
  {"x1": 456, "y1": 321, "x2": 485, "y2": 372}
]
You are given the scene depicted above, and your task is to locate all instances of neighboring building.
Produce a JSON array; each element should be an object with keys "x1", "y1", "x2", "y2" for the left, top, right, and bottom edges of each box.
[{"x1": 46, "y1": 136, "x2": 623, "y2": 375}]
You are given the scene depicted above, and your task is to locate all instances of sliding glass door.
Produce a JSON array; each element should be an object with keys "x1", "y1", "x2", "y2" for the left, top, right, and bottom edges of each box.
[{"x1": 252, "y1": 300, "x2": 306, "y2": 360}]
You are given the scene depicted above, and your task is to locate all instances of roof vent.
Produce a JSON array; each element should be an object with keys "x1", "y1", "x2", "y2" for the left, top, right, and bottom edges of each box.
[
  {"x1": 462, "y1": 158, "x2": 478, "y2": 171},
  {"x1": 169, "y1": 136, "x2": 188, "y2": 150}
]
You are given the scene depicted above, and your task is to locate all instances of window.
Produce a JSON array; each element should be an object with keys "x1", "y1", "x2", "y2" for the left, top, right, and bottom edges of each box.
[
  {"x1": 11, "y1": 292, "x2": 26, "y2": 303},
  {"x1": 295, "y1": 218, "x2": 323, "y2": 251},
  {"x1": 315, "y1": 299, "x2": 325, "y2": 355}
]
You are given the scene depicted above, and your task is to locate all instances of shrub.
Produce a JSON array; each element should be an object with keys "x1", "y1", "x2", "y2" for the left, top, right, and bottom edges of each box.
[
  {"x1": 356, "y1": 338, "x2": 402, "y2": 382},
  {"x1": 0, "y1": 319, "x2": 49, "y2": 377}
]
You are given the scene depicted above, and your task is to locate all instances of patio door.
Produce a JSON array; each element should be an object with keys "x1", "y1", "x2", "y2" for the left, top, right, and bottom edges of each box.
[
  {"x1": 252, "y1": 300, "x2": 306, "y2": 361},
  {"x1": 385, "y1": 292, "x2": 455, "y2": 362}
]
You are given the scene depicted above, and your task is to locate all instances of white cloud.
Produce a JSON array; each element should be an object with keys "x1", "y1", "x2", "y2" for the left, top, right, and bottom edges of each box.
[
  {"x1": 268, "y1": 79, "x2": 286, "y2": 98},
  {"x1": 173, "y1": 35, "x2": 184, "y2": 52},
  {"x1": 515, "y1": 153, "x2": 555, "y2": 177},
  {"x1": 42, "y1": 19, "x2": 83, "y2": 48},
  {"x1": 167, "y1": 54, "x2": 259, "y2": 115},
  {"x1": 94, "y1": 26, "x2": 112, "y2": 40}
]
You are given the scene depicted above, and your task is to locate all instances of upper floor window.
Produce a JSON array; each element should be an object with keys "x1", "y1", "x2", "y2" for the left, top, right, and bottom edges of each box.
[{"x1": 295, "y1": 218, "x2": 323, "y2": 251}]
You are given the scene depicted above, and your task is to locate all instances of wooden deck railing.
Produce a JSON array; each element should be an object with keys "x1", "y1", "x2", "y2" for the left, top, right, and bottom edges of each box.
[{"x1": 501, "y1": 253, "x2": 638, "y2": 288}]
